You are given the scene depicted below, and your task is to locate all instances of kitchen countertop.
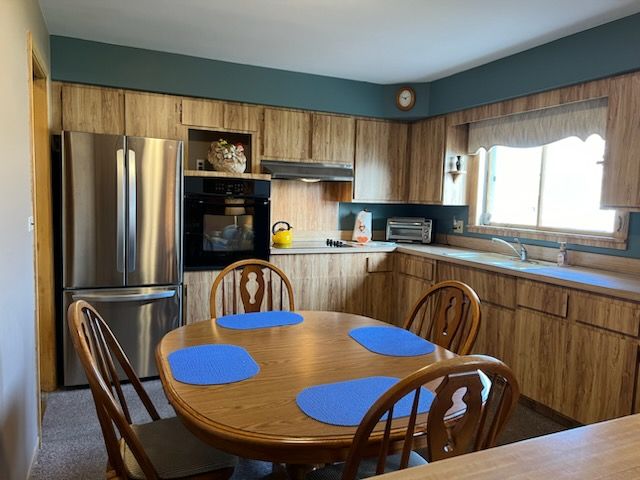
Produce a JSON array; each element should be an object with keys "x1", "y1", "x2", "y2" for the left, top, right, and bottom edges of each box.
[
  {"x1": 271, "y1": 241, "x2": 640, "y2": 302},
  {"x1": 397, "y1": 244, "x2": 640, "y2": 302},
  {"x1": 270, "y1": 240, "x2": 397, "y2": 255}
]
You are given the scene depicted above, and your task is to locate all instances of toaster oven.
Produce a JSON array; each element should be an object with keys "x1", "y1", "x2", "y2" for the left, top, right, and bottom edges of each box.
[{"x1": 386, "y1": 217, "x2": 433, "y2": 244}]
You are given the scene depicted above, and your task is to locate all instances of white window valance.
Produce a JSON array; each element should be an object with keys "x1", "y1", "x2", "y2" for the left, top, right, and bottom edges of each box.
[{"x1": 467, "y1": 98, "x2": 608, "y2": 153}]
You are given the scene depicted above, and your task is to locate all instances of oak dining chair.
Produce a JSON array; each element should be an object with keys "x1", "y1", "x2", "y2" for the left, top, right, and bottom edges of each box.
[
  {"x1": 67, "y1": 300, "x2": 237, "y2": 480},
  {"x1": 209, "y1": 258, "x2": 295, "y2": 318},
  {"x1": 308, "y1": 355, "x2": 520, "y2": 480},
  {"x1": 402, "y1": 280, "x2": 481, "y2": 355}
]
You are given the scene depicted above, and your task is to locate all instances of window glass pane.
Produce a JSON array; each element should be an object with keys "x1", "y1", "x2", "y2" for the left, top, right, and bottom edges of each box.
[
  {"x1": 539, "y1": 135, "x2": 615, "y2": 233},
  {"x1": 486, "y1": 145, "x2": 542, "y2": 226}
]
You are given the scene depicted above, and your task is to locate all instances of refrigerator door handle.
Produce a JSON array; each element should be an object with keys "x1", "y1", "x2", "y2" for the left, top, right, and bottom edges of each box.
[
  {"x1": 127, "y1": 149, "x2": 137, "y2": 272},
  {"x1": 116, "y1": 148, "x2": 126, "y2": 273},
  {"x1": 72, "y1": 290, "x2": 176, "y2": 303}
]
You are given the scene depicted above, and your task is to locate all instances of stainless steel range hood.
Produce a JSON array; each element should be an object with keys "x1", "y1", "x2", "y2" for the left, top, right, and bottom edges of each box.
[{"x1": 261, "y1": 160, "x2": 353, "y2": 182}]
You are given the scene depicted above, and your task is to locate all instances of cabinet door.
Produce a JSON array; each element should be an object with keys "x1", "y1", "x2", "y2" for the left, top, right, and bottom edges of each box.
[
  {"x1": 407, "y1": 117, "x2": 445, "y2": 203},
  {"x1": 362, "y1": 254, "x2": 394, "y2": 323},
  {"x1": 471, "y1": 303, "x2": 516, "y2": 367},
  {"x1": 311, "y1": 113, "x2": 355, "y2": 165},
  {"x1": 62, "y1": 84, "x2": 125, "y2": 134},
  {"x1": 513, "y1": 308, "x2": 636, "y2": 423},
  {"x1": 224, "y1": 103, "x2": 262, "y2": 132},
  {"x1": 270, "y1": 253, "x2": 368, "y2": 314},
  {"x1": 394, "y1": 273, "x2": 432, "y2": 328},
  {"x1": 181, "y1": 97, "x2": 224, "y2": 128},
  {"x1": 436, "y1": 262, "x2": 516, "y2": 309},
  {"x1": 124, "y1": 91, "x2": 183, "y2": 139},
  {"x1": 363, "y1": 273, "x2": 392, "y2": 323},
  {"x1": 183, "y1": 271, "x2": 221, "y2": 324},
  {"x1": 263, "y1": 108, "x2": 311, "y2": 160},
  {"x1": 354, "y1": 119, "x2": 409, "y2": 201},
  {"x1": 601, "y1": 73, "x2": 640, "y2": 208}
]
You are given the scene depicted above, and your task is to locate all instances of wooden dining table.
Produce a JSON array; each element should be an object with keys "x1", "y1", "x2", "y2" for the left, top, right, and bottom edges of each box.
[{"x1": 155, "y1": 311, "x2": 457, "y2": 467}]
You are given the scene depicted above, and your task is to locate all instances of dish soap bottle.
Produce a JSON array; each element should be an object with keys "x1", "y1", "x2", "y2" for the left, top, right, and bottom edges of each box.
[{"x1": 557, "y1": 242, "x2": 568, "y2": 267}]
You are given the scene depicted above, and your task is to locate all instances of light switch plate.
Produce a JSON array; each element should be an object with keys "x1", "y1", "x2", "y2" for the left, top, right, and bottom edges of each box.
[{"x1": 27, "y1": 216, "x2": 34, "y2": 232}]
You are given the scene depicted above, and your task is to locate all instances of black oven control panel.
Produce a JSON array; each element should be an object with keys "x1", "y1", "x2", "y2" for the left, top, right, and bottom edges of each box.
[{"x1": 185, "y1": 177, "x2": 271, "y2": 198}]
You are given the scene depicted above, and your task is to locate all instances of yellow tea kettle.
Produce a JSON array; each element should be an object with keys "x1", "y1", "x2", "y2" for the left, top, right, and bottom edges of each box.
[{"x1": 272, "y1": 221, "x2": 293, "y2": 246}]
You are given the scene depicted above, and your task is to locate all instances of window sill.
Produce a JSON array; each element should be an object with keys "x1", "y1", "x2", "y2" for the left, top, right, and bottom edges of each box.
[{"x1": 466, "y1": 225, "x2": 627, "y2": 250}]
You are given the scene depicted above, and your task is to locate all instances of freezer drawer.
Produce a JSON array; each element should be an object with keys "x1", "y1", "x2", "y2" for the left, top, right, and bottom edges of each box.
[{"x1": 62, "y1": 286, "x2": 181, "y2": 386}]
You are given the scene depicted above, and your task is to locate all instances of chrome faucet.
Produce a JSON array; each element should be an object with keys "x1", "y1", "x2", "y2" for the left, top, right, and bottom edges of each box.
[{"x1": 491, "y1": 237, "x2": 528, "y2": 261}]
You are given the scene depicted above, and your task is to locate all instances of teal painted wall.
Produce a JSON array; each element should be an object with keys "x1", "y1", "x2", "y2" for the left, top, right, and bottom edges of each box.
[
  {"x1": 427, "y1": 13, "x2": 640, "y2": 115},
  {"x1": 51, "y1": 13, "x2": 640, "y2": 119},
  {"x1": 50, "y1": 36, "x2": 387, "y2": 118}
]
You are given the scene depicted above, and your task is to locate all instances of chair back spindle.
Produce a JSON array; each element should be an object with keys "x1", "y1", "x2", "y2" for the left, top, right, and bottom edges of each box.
[
  {"x1": 210, "y1": 259, "x2": 294, "y2": 318},
  {"x1": 68, "y1": 300, "x2": 162, "y2": 479},
  {"x1": 403, "y1": 280, "x2": 481, "y2": 355},
  {"x1": 341, "y1": 355, "x2": 519, "y2": 480}
]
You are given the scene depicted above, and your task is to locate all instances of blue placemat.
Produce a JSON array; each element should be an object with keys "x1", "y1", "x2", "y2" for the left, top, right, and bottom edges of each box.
[
  {"x1": 296, "y1": 376, "x2": 434, "y2": 426},
  {"x1": 168, "y1": 344, "x2": 259, "y2": 385},
  {"x1": 349, "y1": 326, "x2": 436, "y2": 357},
  {"x1": 216, "y1": 311, "x2": 303, "y2": 330}
]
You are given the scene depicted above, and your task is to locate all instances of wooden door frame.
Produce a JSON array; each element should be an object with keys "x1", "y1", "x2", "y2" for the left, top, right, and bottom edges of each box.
[{"x1": 27, "y1": 31, "x2": 56, "y2": 412}]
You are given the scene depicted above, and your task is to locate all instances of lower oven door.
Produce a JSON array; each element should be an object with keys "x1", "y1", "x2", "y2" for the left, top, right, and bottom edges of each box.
[{"x1": 184, "y1": 195, "x2": 270, "y2": 270}]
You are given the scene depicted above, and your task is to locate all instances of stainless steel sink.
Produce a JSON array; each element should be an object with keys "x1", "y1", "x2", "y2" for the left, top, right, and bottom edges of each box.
[
  {"x1": 441, "y1": 251, "x2": 546, "y2": 270},
  {"x1": 441, "y1": 251, "x2": 488, "y2": 259},
  {"x1": 485, "y1": 260, "x2": 545, "y2": 270}
]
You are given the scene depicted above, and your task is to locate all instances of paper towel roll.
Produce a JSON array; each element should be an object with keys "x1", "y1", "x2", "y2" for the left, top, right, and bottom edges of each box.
[{"x1": 352, "y1": 210, "x2": 372, "y2": 244}]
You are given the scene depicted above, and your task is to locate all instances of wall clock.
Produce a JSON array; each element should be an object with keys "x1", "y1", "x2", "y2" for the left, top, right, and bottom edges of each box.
[{"x1": 396, "y1": 86, "x2": 416, "y2": 111}]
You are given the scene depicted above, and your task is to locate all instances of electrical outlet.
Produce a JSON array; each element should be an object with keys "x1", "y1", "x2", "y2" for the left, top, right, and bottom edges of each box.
[{"x1": 453, "y1": 219, "x2": 464, "y2": 233}]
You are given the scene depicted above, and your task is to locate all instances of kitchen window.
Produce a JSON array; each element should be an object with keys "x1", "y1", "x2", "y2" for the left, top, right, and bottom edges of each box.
[{"x1": 466, "y1": 99, "x2": 627, "y2": 248}]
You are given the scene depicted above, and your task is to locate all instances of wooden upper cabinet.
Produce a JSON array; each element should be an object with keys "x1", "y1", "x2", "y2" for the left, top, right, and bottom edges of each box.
[
  {"x1": 354, "y1": 119, "x2": 409, "y2": 201},
  {"x1": 62, "y1": 84, "x2": 125, "y2": 134},
  {"x1": 181, "y1": 98, "x2": 262, "y2": 133},
  {"x1": 124, "y1": 91, "x2": 183, "y2": 140},
  {"x1": 311, "y1": 113, "x2": 355, "y2": 165},
  {"x1": 181, "y1": 97, "x2": 224, "y2": 129},
  {"x1": 407, "y1": 116, "x2": 446, "y2": 203},
  {"x1": 263, "y1": 108, "x2": 311, "y2": 160},
  {"x1": 601, "y1": 72, "x2": 640, "y2": 209},
  {"x1": 224, "y1": 103, "x2": 262, "y2": 132}
]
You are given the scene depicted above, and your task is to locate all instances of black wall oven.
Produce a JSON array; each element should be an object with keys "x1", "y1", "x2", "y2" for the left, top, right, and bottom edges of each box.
[{"x1": 184, "y1": 177, "x2": 270, "y2": 270}]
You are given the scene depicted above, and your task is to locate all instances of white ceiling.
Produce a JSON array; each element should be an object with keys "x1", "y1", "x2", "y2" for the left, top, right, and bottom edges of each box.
[{"x1": 39, "y1": 0, "x2": 640, "y2": 84}]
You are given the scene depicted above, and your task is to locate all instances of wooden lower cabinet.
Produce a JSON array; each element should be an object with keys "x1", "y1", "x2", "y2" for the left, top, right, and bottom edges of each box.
[
  {"x1": 471, "y1": 303, "x2": 516, "y2": 368},
  {"x1": 183, "y1": 252, "x2": 640, "y2": 425},
  {"x1": 512, "y1": 308, "x2": 637, "y2": 424},
  {"x1": 270, "y1": 253, "x2": 393, "y2": 322},
  {"x1": 362, "y1": 271, "x2": 393, "y2": 324},
  {"x1": 183, "y1": 271, "x2": 221, "y2": 324},
  {"x1": 436, "y1": 262, "x2": 516, "y2": 308},
  {"x1": 393, "y1": 273, "x2": 432, "y2": 328}
]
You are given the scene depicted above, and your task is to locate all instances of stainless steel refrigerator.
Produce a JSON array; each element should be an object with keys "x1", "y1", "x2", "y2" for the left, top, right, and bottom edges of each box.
[{"x1": 60, "y1": 131, "x2": 182, "y2": 386}]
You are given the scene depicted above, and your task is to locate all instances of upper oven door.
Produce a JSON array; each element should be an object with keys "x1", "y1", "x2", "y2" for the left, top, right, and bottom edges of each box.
[{"x1": 184, "y1": 194, "x2": 270, "y2": 270}]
